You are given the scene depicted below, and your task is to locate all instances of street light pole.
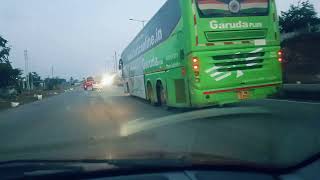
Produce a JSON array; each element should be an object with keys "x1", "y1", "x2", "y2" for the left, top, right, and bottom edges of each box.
[
  {"x1": 114, "y1": 51, "x2": 119, "y2": 73},
  {"x1": 129, "y1": 18, "x2": 146, "y2": 28},
  {"x1": 24, "y1": 50, "x2": 30, "y2": 91},
  {"x1": 51, "y1": 65, "x2": 54, "y2": 78}
]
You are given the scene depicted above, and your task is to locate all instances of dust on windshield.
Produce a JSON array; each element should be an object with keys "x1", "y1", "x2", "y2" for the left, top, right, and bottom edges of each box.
[{"x1": 0, "y1": 0, "x2": 320, "y2": 171}]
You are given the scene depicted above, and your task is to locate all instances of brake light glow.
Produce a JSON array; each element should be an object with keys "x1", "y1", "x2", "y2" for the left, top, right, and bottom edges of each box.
[
  {"x1": 192, "y1": 58, "x2": 198, "y2": 63},
  {"x1": 278, "y1": 50, "x2": 283, "y2": 62},
  {"x1": 192, "y1": 57, "x2": 200, "y2": 80},
  {"x1": 191, "y1": 57, "x2": 200, "y2": 72}
]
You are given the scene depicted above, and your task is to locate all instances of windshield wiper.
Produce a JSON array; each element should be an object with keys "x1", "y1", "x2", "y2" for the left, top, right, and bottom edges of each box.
[
  {"x1": 0, "y1": 160, "x2": 118, "y2": 179},
  {"x1": 0, "y1": 152, "x2": 269, "y2": 179}
]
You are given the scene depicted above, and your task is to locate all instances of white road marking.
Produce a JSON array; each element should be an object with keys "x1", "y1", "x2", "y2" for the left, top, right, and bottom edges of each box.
[
  {"x1": 215, "y1": 72, "x2": 232, "y2": 81},
  {"x1": 265, "y1": 99, "x2": 320, "y2": 105},
  {"x1": 127, "y1": 118, "x2": 145, "y2": 125},
  {"x1": 120, "y1": 107, "x2": 270, "y2": 136}
]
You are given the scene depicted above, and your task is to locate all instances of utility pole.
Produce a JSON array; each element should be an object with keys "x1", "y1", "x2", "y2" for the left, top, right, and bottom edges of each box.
[
  {"x1": 105, "y1": 61, "x2": 108, "y2": 73},
  {"x1": 106, "y1": 59, "x2": 111, "y2": 73},
  {"x1": 51, "y1": 66, "x2": 54, "y2": 78},
  {"x1": 114, "y1": 51, "x2": 118, "y2": 73},
  {"x1": 24, "y1": 50, "x2": 30, "y2": 91},
  {"x1": 307, "y1": 23, "x2": 311, "y2": 33}
]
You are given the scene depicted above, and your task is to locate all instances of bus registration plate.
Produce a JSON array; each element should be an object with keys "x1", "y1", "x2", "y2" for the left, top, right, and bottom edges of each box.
[{"x1": 237, "y1": 91, "x2": 250, "y2": 100}]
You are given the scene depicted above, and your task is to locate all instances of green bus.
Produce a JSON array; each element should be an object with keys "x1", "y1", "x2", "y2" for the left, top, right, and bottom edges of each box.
[{"x1": 120, "y1": 0, "x2": 282, "y2": 108}]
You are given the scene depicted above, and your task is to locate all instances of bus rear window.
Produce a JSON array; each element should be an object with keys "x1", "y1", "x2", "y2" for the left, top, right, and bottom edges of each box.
[{"x1": 197, "y1": 0, "x2": 269, "y2": 17}]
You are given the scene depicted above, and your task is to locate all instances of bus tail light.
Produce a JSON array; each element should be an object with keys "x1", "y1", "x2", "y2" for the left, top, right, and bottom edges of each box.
[
  {"x1": 193, "y1": 65, "x2": 199, "y2": 70},
  {"x1": 192, "y1": 57, "x2": 200, "y2": 78},
  {"x1": 278, "y1": 50, "x2": 283, "y2": 62},
  {"x1": 192, "y1": 57, "x2": 200, "y2": 71},
  {"x1": 192, "y1": 57, "x2": 199, "y2": 63}
]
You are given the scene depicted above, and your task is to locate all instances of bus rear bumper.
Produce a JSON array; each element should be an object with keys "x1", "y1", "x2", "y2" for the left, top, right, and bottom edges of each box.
[{"x1": 190, "y1": 82, "x2": 282, "y2": 107}]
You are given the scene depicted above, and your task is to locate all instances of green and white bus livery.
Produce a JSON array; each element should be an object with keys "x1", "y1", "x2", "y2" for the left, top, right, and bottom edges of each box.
[{"x1": 120, "y1": 0, "x2": 282, "y2": 108}]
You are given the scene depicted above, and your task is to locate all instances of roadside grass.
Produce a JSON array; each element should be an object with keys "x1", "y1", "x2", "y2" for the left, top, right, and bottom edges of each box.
[{"x1": 0, "y1": 89, "x2": 67, "y2": 112}]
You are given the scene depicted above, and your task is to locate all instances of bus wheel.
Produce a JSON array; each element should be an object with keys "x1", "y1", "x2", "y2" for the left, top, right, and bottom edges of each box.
[
  {"x1": 147, "y1": 83, "x2": 156, "y2": 105},
  {"x1": 125, "y1": 83, "x2": 130, "y2": 94},
  {"x1": 157, "y1": 83, "x2": 170, "y2": 109}
]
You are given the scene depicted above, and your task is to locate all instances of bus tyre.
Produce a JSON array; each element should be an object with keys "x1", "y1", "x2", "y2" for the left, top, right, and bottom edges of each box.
[
  {"x1": 147, "y1": 83, "x2": 156, "y2": 106},
  {"x1": 125, "y1": 83, "x2": 129, "y2": 94},
  {"x1": 158, "y1": 83, "x2": 171, "y2": 110}
]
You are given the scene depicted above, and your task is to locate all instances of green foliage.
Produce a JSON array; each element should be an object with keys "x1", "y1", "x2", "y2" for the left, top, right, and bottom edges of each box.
[
  {"x1": 0, "y1": 62, "x2": 23, "y2": 88},
  {"x1": 30, "y1": 72, "x2": 42, "y2": 88},
  {"x1": 0, "y1": 36, "x2": 11, "y2": 63},
  {"x1": 0, "y1": 35, "x2": 23, "y2": 88},
  {"x1": 279, "y1": 0, "x2": 320, "y2": 33},
  {"x1": 44, "y1": 78, "x2": 66, "y2": 90}
]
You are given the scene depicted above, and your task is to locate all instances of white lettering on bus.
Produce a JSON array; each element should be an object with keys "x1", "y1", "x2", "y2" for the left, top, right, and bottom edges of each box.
[
  {"x1": 126, "y1": 28, "x2": 163, "y2": 61},
  {"x1": 143, "y1": 56, "x2": 163, "y2": 70},
  {"x1": 165, "y1": 53, "x2": 179, "y2": 61},
  {"x1": 210, "y1": 20, "x2": 263, "y2": 30}
]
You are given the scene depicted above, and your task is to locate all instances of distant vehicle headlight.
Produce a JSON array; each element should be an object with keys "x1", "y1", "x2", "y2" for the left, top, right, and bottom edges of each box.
[{"x1": 101, "y1": 74, "x2": 115, "y2": 86}]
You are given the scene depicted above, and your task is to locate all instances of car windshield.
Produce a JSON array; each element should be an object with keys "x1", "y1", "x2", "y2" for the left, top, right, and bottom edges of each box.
[
  {"x1": 197, "y1": 0, "x2": 270, "y2": 17},
  {"x1": 1, "y1": 0, "x2": 320, "y2": 175}
]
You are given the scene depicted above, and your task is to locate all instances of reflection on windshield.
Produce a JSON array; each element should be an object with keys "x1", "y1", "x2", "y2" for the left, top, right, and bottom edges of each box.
[{"x1": 0, "y1": 0, "x2": 320, "y2": 174}]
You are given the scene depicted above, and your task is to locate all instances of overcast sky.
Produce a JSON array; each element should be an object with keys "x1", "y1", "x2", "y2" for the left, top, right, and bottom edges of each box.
[{"x1": 0, "y1": 0, "x2": 319, "y2": 79}]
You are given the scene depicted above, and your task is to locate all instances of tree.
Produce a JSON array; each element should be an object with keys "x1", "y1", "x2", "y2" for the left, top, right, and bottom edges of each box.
[
  {"x1": 44, "y1": 78, "x2": 67, "y2": 90},
  {"x1": 0, "y1": 35, "x2": 23, "y2": 88},
  {"x1": 30, "y1": 72, "x2": 42, "y2": 88},
  {"x1": 279, "y1": 0, "x2": 320, "y2": 33},
  {"x1": 0, "y1": 62, "x2": 23, "y2": 88},
  {"x1": 0, "y1": 36, "x2": 10, "y2": 63}
]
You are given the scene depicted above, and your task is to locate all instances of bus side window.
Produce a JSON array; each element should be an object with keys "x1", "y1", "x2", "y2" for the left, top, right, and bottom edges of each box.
[{"x1": 119, "y1": 59, "x2": 123, "y2": 70}]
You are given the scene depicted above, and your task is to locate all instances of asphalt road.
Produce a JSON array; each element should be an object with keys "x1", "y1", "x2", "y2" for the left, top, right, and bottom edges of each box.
[{"x1": 0, "y1": 86, "x2": 319, "y2": 166}]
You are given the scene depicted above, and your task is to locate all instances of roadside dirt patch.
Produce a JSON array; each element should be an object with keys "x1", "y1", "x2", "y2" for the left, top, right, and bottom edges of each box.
[{"x1": 0, "y1": 89, "x2": 66, "y2": 112}]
